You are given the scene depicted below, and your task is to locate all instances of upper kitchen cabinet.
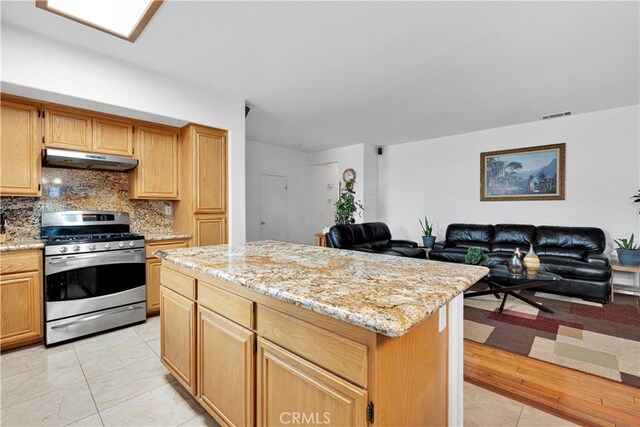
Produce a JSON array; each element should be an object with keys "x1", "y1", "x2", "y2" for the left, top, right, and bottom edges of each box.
[
  {"x1": 92, "y1": 116, "x2": 134, "y2": 157},
  {"x1": 44, "y1": 107, "x2": 93, "y2": 152},
  {"x1": 129, "y1": 124, "x2": 180, "y2": 200},
  {"x1": 0, "y1": 98, "x2": 42, "y2": 196}
]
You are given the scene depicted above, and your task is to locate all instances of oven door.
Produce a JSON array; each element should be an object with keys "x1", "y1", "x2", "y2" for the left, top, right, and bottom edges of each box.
[{"x1": 44, "y1": 248, "x2": 146, "y2": 321}]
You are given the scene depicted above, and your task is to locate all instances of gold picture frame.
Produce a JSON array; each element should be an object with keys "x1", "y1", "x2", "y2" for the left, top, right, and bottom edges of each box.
[{"x1": 480, "y1": 143, "x2": 566, "y2": 201}]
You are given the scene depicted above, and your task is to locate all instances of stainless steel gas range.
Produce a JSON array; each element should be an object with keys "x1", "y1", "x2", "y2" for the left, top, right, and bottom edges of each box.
[{"x1": 41, "y1": 211, "x2": 146, "y2": 345}]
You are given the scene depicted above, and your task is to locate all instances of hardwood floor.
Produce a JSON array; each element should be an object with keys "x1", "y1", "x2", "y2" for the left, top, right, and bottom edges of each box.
[{"x1": 464, "y1": 340, "x2": 640, "y2": 427}]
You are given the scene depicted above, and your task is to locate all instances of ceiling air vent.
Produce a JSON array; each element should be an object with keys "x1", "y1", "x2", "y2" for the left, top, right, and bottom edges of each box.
[{"x1": 540, "y1": 111, "x2": 572, "y2": 120}]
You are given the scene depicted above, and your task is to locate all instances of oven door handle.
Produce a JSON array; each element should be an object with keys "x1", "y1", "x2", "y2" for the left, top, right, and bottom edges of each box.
[
  {"x1": 45, "y1": 249, "x2": 145, "y2": 275},
  {"x1": 50, "y1": 305, "x2": 144, "y2": 330}
]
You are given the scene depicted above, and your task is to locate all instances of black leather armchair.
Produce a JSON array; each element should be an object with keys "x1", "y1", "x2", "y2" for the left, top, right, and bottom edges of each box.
[
  {"x1": 326, "y1": 222, "x2": 426, "y2": 259},
  {"x1": 429, "y1": 223, "x2": 611, "y2": 302}
]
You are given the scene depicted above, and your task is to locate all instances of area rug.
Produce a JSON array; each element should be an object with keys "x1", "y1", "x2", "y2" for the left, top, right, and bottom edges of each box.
[{"x1": 463, "y1": 283, "x2": 640, "y2": 387}]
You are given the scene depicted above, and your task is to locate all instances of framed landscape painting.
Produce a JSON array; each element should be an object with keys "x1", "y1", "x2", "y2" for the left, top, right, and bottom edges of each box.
[{"x1": 480, "y1": 143, "x2": 565, "y2": 201}]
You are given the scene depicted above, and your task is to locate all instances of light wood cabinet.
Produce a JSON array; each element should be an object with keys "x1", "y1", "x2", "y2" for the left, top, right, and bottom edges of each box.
[
  {"x1": 194, "y1": 129, "x2": 226, "y2": 214},
  {"x1": 198, "y1": 306, "x2": 254, "y2": 427},
  {"x1": 174, "y1": 125, "x2": 228, "y2": 247},
  {"x1": 129, "y1": 124, "x2": 179, "y2": 200},
  {"x1": 44, "y1": 107, "x2": 92, "y2": 152},
  {"x1": 145, "y1": 239, "x2": 188, "y2": 316},
  {"x1": 0, "y1": 99, "x2": 41, "y2": 196},
  {"x1": 0, "y1": 250, "x2": 43, "y2": 351},
  {"x1": 160, "y1": 285, "x2": 196, "y2": 394},
  {"x1": 92, "y1": 116, "x2": 134, "y2": 156},
  {"x1": 258, "y1": 338, "x2": 368, "y2": 427},
  {"x1": 194, "y1": 216, "x2": 226, "y2": 247},
  {"x1": 159, "y1": 262, "x2": 451, "y2": 426}
]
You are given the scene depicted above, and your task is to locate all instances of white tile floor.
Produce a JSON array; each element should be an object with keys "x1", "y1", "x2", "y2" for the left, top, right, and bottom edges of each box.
[{"x1": 0, "y1": 317, "x2": 575, "y2": 426}]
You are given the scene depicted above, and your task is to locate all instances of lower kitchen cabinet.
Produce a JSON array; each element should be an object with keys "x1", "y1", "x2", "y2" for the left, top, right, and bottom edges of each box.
[
  {"x1": 160, "y1": 285, "x2": 196, "y2": 395},
  {"x1": 257, "y1": 338, "x2": 368, "y2": 427},
  {"x1": 0, "y1": 249, "x2": 43, "y2": 351},
  {"x1": 145, "y1": 239, "x2": 188, "y2": 316},
  {"x1": 197, "y1": 306, "x2": 254, "y2": 427}
]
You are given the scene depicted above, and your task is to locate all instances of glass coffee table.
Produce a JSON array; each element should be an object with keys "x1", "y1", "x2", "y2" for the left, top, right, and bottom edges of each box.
[{"x1": 465, "y1": 267, "x2": 562, "y2": 313}]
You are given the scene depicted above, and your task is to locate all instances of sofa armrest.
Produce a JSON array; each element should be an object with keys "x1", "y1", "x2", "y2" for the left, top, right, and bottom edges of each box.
[
  {"x1": 389, "y1": 239, "x2": 419, "y2": 248},
  {"x1": 349, "y1": 247, "x2": 376, "y2": 254},
  {"x1": 433, "y1": 240, "x2": 448, "y2": 250},
  {"x1": 584, "y1": 252, "x2": 610, "y2": 268}
]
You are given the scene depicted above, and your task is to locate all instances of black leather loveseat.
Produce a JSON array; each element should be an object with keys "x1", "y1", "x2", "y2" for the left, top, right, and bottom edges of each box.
[
  {"x1": 428, "y1": 223, "x2": 611, "y2": 302},
  {"x1": 326, "y1": 222, "x2": 426, "y2": 259}
]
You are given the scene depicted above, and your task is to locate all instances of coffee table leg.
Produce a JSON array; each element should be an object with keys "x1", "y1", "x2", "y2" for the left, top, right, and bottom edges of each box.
[
  {"x1": 488, "y1": 282, "x2": 501, "y2": 299},
  {"x1": 499, "y1": 293, "x2": 509, "y2": 312}
]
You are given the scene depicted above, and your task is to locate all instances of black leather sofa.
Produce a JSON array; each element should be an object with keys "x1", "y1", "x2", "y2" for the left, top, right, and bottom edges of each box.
[
  {"x1": 325, "y1": 222, "x2": 426, "y2": 259},
  {"x1": 429, "y1": 223, "x2": 611, "y2": 302}
]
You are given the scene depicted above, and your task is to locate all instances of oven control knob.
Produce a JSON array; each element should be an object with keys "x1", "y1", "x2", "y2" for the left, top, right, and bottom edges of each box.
[
  {"x1": 59, "y1": 246, "x2": 68, "y2": 253},
  {"x1": 89, "y1": 244, "x2": 96, "y2": 251},
  {"x1": 72, "y1": 245, "x2": 80, "y2": 252},
  {"x1": 104, "y1": 243, "x2": 111, "y2": 249},
  {"x1": 129, "y1": 241, "x2": 135, "y2": 247},
  {"x1": 118, "y1": 242, "x2": 125, "y2": 248}
]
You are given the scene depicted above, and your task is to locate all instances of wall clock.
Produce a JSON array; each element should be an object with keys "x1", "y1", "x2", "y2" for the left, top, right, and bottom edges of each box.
[{"x1": 342, "y1": 168, "x2": 356, "y2": 187}]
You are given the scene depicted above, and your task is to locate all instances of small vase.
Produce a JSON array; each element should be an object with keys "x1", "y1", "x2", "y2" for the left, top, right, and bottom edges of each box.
[
  {"x1": 524, "y1": 243, "x2": 541, "y2": 276},
  {"x1": 507, "y1": 247, "x2": 525, "y2": 275},
  {"x1": 422, "y1": 236, "x2": 436, "y2": 248}
]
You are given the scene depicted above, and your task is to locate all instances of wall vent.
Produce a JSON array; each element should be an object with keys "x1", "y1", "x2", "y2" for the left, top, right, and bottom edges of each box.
[{"x1": 540, "y1": 111, "x2": 572, "y2": 120}]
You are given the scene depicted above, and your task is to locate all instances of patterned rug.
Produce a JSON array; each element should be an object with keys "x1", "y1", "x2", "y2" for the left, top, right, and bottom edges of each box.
[{"x1": 463, "y1": 283, "x2": 640, "y2": 387}]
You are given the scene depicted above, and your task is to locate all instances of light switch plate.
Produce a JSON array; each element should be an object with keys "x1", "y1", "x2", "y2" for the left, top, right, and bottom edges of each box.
[
  {"x1": 438, "y1": 305, "x2": 447, "y2": 332},
  {"x1": 165, "y1": 205, "x2": 172, "y2": 215}
]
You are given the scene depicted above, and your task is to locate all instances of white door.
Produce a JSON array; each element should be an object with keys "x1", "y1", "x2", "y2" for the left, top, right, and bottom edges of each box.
[{"x1": 259, "y1": 174, "x2": 287, "y2": 241}]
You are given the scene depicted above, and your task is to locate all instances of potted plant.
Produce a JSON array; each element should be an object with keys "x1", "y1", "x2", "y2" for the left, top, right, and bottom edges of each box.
[
  {"x1": 334, "y1": 183, "x2": 364, "y2": 225},
  {"x1": 614, "y1": 234, "x2": 640, "y2": 267},
  {"x1": 419, "y1": 216, "x2": 436, "y2": 248},
  {"x1": 465, "y1": 247, "x2": 488, "y2": 265}
]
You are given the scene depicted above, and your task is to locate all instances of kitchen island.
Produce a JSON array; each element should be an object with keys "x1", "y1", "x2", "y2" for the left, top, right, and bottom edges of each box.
[{"x1": 156, "y1": 241, "x2": 487, "y2": 426}]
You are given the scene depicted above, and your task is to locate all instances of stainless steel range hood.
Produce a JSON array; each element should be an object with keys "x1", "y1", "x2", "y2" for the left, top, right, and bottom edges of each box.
[{"x1": 42, "y1": 148, "x2": 138, "y2": 171}]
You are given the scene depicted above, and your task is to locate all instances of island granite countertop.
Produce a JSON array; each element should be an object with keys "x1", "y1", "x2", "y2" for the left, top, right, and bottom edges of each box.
[{"x1": 155, "y1": 240, "x2": 488, "y2": 337}]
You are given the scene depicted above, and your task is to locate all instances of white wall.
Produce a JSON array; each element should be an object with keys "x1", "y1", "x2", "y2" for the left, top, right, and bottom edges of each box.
[
  {"x1": 246, "y1": 141, "x2": 311, "y2": 244},
  {"x1": 1, "y1": 25, "x2": 247, "y2": 243},
  {"x1": 379, "y1": 105, "x2": 640, "y2": 254}
]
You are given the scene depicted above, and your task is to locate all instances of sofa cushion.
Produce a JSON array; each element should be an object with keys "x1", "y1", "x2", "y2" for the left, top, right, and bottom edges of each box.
[
  {"x1": 535, "y1": 226, "x2": 606, "y2": 260},
  {"x1": 486, "y1": 252, "x2": 512, "y2": 267},
  {"x1": 539, "y1": 256, "x2": 611, "y2": 281},
  {"x1": 327, "y1": 224, "x2": 372, "y2": 250},
  {"x1": 363, "y1": 222, "x2": 392, "y2": 250},
  {"x1": 492, "y1": 224, "x2": 536, "y2": 253},
  {"x1": 445, "y1": 224, "x2": 494, "y2": 252},
  {"x1": 385, "y1": 247, "x2": 427, "y2": 259},
  {"x1": 428, "y1": 248, "x2": 468, "y2": 264}
]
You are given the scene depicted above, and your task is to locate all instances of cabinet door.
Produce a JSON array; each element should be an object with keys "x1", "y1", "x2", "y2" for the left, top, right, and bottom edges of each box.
[
  {"x1": 44, "y1": 108, "x2": 92, "y2": 151},
  {"x1": 0, "y1": 100, "x2": 41, "y2": 196},
  {"x1": 198, "y1": 306, "x2": 254, "y2": 427},
  {"x1": 146, "y1": 258, "x2": 162, "y2": 315},
  {"x1": 195, "y1": 130, "x2": 226, "y2": 214},
  {"x1": 1, "y1": 271, "x2": 43, "y2": 350},
  {"x1": 160, "y1": 286, "x2": 196, "y2": 394},
  {"x1": 194, "y1": 216, "x2": 226, "y2": 247},
  {"x1": 93, "y1": 117, "x2": 134, "y2": 157},
  {"x1": 257, "y1": 338, "x2": 368, "y2": 427},
  {"x1": 130, "y1": 125, "x2": 179, "y2": 199}
]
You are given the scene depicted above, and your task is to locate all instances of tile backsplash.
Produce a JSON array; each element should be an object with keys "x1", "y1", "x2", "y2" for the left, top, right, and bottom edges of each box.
[{"x1": 0, "y1": 167, "x2": 173, "y2": 240}]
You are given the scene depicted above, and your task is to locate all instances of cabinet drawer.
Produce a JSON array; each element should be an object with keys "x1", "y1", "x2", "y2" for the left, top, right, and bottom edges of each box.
[
  {"x1": 161, "y1": 267, "x2": 195, "y2": 300},
  {"x1": 0, "y1": 250, "x2": 41, "y2": 275},
  {"x1": 146, "y1": 240, "x2": 188, "y2": 259},
  {"x1": 198, "y1": 281, "x2": 253, "y2": 330},
  {"x1": 257, "y1": 306, "x2": 367, "y2": 387}
]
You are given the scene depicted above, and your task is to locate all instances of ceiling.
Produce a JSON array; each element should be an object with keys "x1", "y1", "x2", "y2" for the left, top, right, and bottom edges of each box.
[{"x1": 2, "y1": 1, "x2": 638, "y2": 152}]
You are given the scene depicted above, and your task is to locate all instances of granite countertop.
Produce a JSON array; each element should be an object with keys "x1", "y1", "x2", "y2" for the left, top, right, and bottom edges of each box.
[
  {"x1": 0, "y1": 238, "x2": 45, "y2": 252},
  {"x1": 140, "y1": 232, "x2": 192, "y2": 241},
  {"x1": 155, "y1": 240, "x2": 488, "y2": 337}
]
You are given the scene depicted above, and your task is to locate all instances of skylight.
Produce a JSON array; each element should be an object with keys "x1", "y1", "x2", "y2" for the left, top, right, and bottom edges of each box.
[{"x1": 36, "y1": 0, "x2": 163, "y2": 42}]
